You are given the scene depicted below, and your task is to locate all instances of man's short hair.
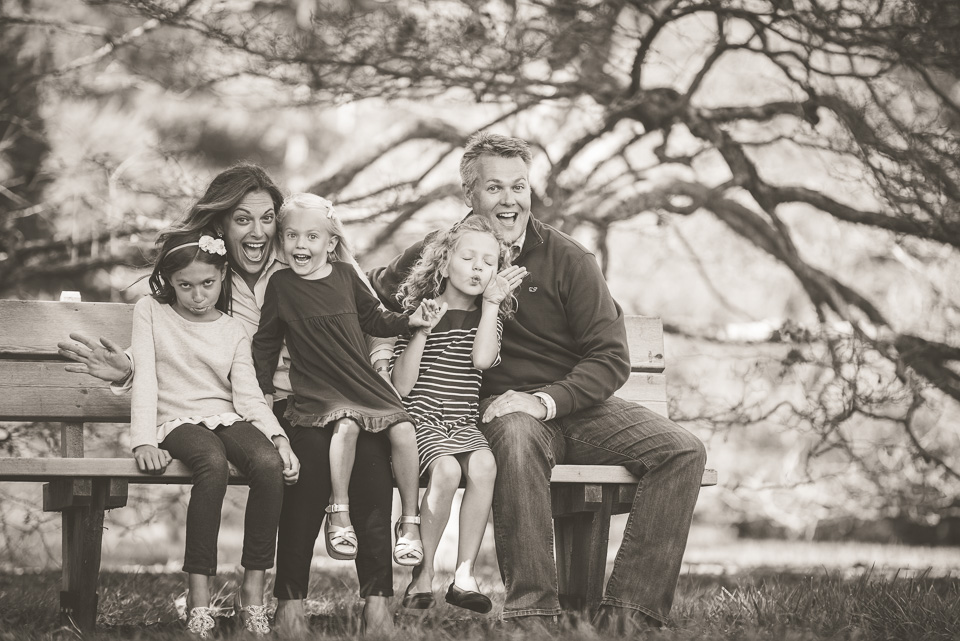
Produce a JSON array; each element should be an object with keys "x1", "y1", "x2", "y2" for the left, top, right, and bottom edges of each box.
[{"x1": 460, "y1": 132, "x2": 533, "y2": 192}]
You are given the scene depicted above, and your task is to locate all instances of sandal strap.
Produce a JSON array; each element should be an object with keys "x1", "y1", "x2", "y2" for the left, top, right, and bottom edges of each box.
[
  {"x1": 325, "y1": 503, "x2": 350, "y2": 514},
  {"x1": 397, "y1": 515, "x2": 421, "y2": 525},
  {"x1": 329, "y1": 526, "x2": 358, "y2": 545}
]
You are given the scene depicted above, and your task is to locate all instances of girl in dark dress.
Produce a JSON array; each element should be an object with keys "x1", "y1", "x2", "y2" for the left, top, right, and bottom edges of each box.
[{"x1": 253, "y1": 193, "x2": 443, "y2": 568}]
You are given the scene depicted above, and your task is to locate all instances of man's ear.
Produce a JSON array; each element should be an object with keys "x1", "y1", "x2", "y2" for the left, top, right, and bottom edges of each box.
[{"x1": 461, "y1": 182, "x2": 473, "y2": 208}]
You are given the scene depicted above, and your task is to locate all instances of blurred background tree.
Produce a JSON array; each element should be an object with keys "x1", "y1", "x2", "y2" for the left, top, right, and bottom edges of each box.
[{"x1": 2, "y1": 0, "x2": 959, "y2": 557}]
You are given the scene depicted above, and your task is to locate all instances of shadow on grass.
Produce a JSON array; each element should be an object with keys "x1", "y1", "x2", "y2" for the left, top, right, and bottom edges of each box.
[{"x1": 2, "y1": 569, "x2": 958, "y2": 640}]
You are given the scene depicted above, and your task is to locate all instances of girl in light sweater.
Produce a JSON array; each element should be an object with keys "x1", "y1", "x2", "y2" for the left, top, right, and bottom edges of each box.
[{"x1": 130, "y1": 228, "x2": 299, "y2": 638}]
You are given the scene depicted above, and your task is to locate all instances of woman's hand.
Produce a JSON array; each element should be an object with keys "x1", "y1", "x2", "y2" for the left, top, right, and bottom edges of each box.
[
  {"x1": 409, "y1": 299, "x2": 448, "y2": 332},
  {"x1": 58, "y1": 333, "x2": 132, "y2": 383},
  {"x1": 133, "y1": 445, "x2": 172, "y2": 474},
  {"x1": 274, "y1": 436, "x2": 300, "y2": 485}
]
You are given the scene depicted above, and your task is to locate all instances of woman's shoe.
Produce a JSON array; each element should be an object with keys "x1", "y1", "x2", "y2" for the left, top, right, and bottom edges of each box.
[
  {"x1": 401, "y1": 567, "x2": 435, "y2": 609},
  {"x1": 445, "y1": 582, "x2": 492, "y2": 614},
  {"x1": 186, "y1": 606, "x2": 216, "y2": 638},
  {"x1": 401, "y1": 583, "x2": 436, "y2": 609},
  {"x1": 233, "y1": 593, "x2": 270, "y2": 636},
  {"x1": 324, "y1": 503, "x2": 358, "y2": 560},
  {"x1": 393, "y1": 515, "x2": 423, "y2": 566}
]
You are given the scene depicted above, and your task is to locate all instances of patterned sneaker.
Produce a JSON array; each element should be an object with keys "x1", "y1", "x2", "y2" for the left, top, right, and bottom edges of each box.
[{"x1": 186, "y1": 606, "x2": 216, "y2": 638}]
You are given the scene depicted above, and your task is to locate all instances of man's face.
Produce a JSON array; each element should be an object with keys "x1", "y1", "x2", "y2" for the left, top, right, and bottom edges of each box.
[{"x1": 464, "y1": 155, "x2": 531, "y2": 246}]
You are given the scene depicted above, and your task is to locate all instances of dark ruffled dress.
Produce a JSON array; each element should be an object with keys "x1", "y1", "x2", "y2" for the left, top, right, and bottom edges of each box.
[{"x1": 253, "y1": 262, "x2": 413, "y2": 432}]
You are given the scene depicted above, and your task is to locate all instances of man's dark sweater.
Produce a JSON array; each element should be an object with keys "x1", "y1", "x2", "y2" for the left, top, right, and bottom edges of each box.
[{"x1": 368, "y1": 214, "x2": 631, "y2": 420}]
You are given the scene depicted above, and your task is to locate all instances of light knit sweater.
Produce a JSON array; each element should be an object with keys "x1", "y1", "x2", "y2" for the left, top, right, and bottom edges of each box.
[{"x1": 129, "y1": 296, "x2": 284, "y2": 450}]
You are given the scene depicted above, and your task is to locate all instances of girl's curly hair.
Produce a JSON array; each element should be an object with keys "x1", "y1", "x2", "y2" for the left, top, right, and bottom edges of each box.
[{"x1": 397, "y1": 216, "x2": 517, "y2": 319}]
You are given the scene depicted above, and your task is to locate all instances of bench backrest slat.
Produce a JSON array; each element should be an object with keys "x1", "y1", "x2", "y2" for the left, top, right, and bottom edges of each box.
[
  {"x1": 0, "y1": 301, "x2": 667, "y2": 421},
  {"x1": 0, "y1": 300, "x2": 134, "y2": 359}
]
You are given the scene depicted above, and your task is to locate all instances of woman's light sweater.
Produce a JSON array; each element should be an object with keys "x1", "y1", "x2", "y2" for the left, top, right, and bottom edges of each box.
[{"x1": 129, "y1": 296, "x2": 284, "y2": 450}]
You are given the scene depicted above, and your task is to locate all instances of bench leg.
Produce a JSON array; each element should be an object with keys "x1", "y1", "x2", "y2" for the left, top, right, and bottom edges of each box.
[
  {"x1": 59, "y1": 478, "x2": 110, "y2": 631},
  {"x1": 554, "y1": 485, "x2": 615, "y2": 613}
]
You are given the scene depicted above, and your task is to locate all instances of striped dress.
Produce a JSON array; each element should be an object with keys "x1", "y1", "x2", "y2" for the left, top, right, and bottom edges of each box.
[{"x1": 391, "y1": 308, "x2": 503, "y2": 476}]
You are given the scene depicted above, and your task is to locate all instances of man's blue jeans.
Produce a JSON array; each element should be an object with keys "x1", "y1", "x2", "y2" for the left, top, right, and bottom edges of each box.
[{"x1": 478, "y1": 396, "x2": 707, "y2": 624}]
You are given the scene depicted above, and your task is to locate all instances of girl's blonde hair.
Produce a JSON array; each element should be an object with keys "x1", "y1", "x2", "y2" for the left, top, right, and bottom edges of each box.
[
  {"x1": 398, "y1": 216, "x2": 517, "y2": 319},
  {"x1": 278, "y1": 193, "x2": 352, "y2": 263}
]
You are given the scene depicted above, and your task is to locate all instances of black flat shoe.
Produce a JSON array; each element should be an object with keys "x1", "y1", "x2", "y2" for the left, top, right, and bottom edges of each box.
[
  {"x1": 401, "y1": 582, "x2": 435, "y2": 609},
  {"x1": 444, "y1": 582, "x2": 492, "y2": 614}
]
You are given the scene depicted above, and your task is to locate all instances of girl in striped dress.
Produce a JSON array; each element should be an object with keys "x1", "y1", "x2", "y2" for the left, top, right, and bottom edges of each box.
[{"x1": 390, "y1": 216, "x2": 519, "y2": 613}]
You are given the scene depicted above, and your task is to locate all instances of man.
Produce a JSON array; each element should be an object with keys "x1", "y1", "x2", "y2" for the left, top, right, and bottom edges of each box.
[{"x1": 369, "y1": 133, "x2": 707, "y2": 631}]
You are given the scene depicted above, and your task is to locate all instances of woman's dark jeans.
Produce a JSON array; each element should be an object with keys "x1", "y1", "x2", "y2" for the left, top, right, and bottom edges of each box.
[
  {"x1": 160, "y1": 421, "x2": 285, "y2": 576},
  {"x1": 271, "y1": 398, "x2": 394, "y2": 599}
]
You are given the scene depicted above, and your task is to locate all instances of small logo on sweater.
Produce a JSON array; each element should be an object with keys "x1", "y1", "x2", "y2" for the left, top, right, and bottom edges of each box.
[{"x1": 528, "y1": 286, "x2": 538, "y2": 293}]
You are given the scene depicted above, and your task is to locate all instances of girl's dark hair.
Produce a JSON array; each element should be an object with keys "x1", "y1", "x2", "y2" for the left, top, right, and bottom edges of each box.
[
  {"x1": 167, "y1": 164, "x2": 284, "y2": 277},
  {"x1": 397, "y1": 216, "x2": 517, "y2": 319},
  {"x1": 149, "y1": 229, "x2": 231, "y2": 314}
]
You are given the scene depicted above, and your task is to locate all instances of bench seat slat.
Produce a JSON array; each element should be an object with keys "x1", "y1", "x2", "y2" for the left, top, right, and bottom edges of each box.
[{"x1": 0, "y1": 457, "x2": 717, "y2": 487}]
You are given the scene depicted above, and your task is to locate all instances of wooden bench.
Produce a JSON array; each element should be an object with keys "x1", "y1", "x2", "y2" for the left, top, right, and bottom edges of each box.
[{"x1": 0, "y1": 299, "x2": 716, "y2": 630}]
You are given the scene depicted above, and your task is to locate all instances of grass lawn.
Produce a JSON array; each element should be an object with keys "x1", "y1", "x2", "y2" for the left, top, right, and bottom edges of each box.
[{"x1": 2, "y1": 566, "x2": 958, "y2": 640}]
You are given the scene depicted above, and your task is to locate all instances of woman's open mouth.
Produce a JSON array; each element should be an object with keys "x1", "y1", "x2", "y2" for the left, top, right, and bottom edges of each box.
[{"x1": 241, "y1": 242, "x2": 266, "y2": 262}]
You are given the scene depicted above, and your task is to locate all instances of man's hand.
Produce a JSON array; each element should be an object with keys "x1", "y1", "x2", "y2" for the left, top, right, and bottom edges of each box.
[
  {"x1": 274, "y1": 436, "x2": 300, "y2": 485},
  {"x1": 133, "y1": 445, "x2": 172, "y2": 474},
  {"x1": 481, "y1": 390, "x2": 547, "y2": 423},
  {"x1": 409, "y1": 299, "x2": 448, "y2": 331},
  {"x1": 58, "y1": 333, "x2": 132, "y2": 383},
  {"x1": 264, "y1": 393, "x2": 274, "y2": 410}
]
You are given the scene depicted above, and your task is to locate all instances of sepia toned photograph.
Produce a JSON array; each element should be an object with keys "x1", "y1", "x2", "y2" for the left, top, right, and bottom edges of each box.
[{"x1": 1, "y1": 1, "x2": 958, "y2": 639}]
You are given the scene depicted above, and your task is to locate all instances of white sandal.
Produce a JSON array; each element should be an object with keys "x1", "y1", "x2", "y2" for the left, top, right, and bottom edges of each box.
[
  {"x1": 324, "y1": 503, "x2": 358, "y2": 560},
  {"x1": 234, "y1": 592, "x2": 270, "y2": 636},
  {"x1": 186, "y1": 606, "x2": 216, "y2": 638},
  {"x1": 393, "y1": 515, "x2": 423, "y2": 566}
]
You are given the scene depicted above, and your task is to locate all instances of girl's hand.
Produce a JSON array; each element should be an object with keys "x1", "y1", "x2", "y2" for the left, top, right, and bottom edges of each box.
[
  {"x1": 497, "y1": 265, "x2": 528, "y2": 292},
  {"x1": 274, "y1": 437, "x2": 300, "y2": 485},
  {"x1": 483, "y1": 273, "x2": 513, "y2": 305},
  {"x1": 133, "y1": 445, "x2": 172, "y2": 474},
  {"x1": 409, "y1": 299, "x2": 448, "y2": 331},
  {"x1": 58, "y1": 333, "x2": 132, "y2": 383}
]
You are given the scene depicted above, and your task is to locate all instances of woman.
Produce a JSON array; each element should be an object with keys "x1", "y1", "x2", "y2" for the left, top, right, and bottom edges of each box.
[{"x1": 57, "y1": 164, "x2": 396, "y2": 635}]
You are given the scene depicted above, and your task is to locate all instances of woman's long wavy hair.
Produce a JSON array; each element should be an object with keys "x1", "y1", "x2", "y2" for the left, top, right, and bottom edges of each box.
[
  {"x1": 397, "y1": 216, "x2": 517, "y2": 319},
  {"x1": 148, "y1": 228, "x2": 229, "y2": 314},
  {"x1": 163, "y1": 164, "x2": 284, "y2": 309}
]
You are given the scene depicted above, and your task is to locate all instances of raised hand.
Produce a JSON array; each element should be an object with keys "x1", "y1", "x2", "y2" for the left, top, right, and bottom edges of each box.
[
  {"x1": 409, "y1": 298, "x2": 448, "y2": 331},
  {"x1": 57, "y1": 332, "x2": 132, "y2": 383},
  {"x1": 483, "y1": 265, "x2": 527, "y2": 305}
]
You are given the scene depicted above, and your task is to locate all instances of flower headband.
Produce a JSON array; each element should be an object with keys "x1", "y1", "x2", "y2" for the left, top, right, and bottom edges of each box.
[{"x1": 168, "y1": 235, "x2": 227, "y2": 256}]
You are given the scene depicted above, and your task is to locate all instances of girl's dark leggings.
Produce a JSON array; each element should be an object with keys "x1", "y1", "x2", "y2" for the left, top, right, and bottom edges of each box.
[
  {"x1": 271, "y1": 398, "x2": 395, "y2": 599},
  {"x1": 159, "y1": 421, "x2": 284, "y2": 576}
]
